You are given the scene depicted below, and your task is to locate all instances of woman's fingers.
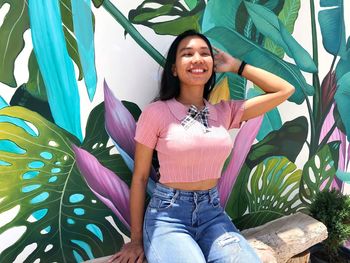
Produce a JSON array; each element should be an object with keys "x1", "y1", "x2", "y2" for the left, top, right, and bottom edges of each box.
[
  {"x1": 212, "y1": 46, "x2": 223, "y2": 54},
  {"x1": 108, "y1": 252, "x2": 121, "y2": 262},
  {"x1": 136, "y1": 254, "x2": 144, "y2": 263}
]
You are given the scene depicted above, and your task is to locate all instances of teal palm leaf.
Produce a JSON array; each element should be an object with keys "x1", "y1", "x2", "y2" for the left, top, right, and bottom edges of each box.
[
  {"x1": 245, "y1": 1, "x2": 317, "y2": 73},
  {"x1": 318, "y1": 0, "x2": 346, "y2": 56},
  {"x1": 204, "y1": 27, "x2": 314, "y2": 105},
  {"x1": 264, "y1": 0, "x2": 301, "y2": 59}
]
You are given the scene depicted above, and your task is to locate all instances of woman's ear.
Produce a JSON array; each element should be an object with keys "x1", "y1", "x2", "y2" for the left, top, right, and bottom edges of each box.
[{"x1": 172, "y1": 64, "x2": 177, "y2": 77}]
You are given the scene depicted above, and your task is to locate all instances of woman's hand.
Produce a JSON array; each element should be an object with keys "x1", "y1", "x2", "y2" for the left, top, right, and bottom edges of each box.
[
  {"x1": 108, "y1": 241, "x2": 145, "y2": 263},
  {"x1": 213, "y1": 46, "x2": 241, "y2": 73}
]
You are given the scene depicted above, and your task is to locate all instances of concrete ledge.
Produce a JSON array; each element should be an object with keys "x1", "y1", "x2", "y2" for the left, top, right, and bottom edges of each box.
[{"x1": 241, "y1": 212, "x2": 328, "y2": 263}]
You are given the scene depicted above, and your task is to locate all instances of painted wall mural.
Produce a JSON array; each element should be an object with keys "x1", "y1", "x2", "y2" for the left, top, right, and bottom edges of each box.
[{"x1": 0, "y1": 0, "x2": 349, "y2": 262}]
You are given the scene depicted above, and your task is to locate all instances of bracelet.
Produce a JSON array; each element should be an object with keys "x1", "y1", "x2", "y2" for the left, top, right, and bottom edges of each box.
[{"x1": 237, "y1": 61, "x2": 247, "y2": 76}]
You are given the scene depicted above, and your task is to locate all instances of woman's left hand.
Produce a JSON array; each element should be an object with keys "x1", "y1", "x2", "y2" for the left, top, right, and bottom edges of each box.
[{"x1": 213, "y1": 47, "x2": 241, "y2": 74}]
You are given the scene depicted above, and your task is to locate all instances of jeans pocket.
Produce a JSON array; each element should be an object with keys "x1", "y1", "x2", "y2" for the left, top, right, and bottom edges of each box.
[{"x1": 149, "y1": 196, "x2": 174, "y2": 210}]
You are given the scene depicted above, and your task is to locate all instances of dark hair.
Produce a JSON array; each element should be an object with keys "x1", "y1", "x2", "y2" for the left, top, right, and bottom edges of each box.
[{"x1": 155, "y1": 30, "x2": 216, "y2": 101}]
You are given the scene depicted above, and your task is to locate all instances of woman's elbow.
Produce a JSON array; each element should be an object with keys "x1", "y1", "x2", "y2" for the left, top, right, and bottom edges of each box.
[{"x1": 283, "y1": 84, "x2": 295, "y2": 99}]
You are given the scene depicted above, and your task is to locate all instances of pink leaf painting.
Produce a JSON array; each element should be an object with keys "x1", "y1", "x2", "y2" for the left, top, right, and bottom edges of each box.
[
  {"x1": 219, "y1": 115, "x2": 264, "y2": 206},
  {"x1": 73, "y1": 144, "x2": 130, "y2": 229}
]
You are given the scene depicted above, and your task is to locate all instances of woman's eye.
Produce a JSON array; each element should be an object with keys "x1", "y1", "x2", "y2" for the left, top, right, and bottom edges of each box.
[
  {"x1": 182, "y1": 53, "x2": 192, "y2": 57},
  {"x1": 201, "y1": 52, "x2": 211, "y2": 56}
]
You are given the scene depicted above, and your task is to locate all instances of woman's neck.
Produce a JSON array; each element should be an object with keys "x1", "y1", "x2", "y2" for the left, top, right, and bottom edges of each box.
[{"x1": 177, "y1": 85, "x2": 205, "y2": 109}]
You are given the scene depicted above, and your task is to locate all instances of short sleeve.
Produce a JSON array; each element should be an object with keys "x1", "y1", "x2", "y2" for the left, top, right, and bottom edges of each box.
[
  {"x1": 227, "y1": 100, "x2": 246, "y2": 129},
  {"x1": 134, "y1": 103, "x2": 161, "y2": 149},
  {"x1": 218, "y1": 100, "x2": 246, "y2": 130}
]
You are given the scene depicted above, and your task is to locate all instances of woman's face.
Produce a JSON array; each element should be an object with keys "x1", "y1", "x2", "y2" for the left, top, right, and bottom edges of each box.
[{"x1": 173, "y1": 36, "x2": 214, "y2": 89}]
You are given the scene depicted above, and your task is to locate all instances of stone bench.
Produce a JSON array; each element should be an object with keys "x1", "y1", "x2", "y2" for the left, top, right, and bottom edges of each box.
[
  {"x1": 241, "y1": 212, "x2": 328, "y2": 263},
  {"x1": 84, "y1": 212, "x2": 327, "y2": 263}
]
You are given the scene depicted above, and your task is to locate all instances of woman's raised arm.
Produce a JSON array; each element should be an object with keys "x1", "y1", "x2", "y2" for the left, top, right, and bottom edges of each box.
[{"x1": 213, "y1": 46, "x2": 295, "y2": 121}]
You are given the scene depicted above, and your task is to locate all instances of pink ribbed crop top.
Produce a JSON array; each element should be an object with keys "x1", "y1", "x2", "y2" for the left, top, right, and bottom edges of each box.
[{"x1": 134, "y1": 98, "x2": 245, "y2": 183}]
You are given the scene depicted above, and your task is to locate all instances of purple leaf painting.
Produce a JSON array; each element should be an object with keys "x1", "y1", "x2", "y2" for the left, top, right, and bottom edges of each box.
[
  {"x1": 321, "y1": 71, "x2": 336, "y2": 115},
  {"x1": 103, "y1": 80, "x2": 158, "y2": 183},
  {"x1": 104, "y1": 80, "x2": 136, "y2": 158},
  {"x1": 319, "y1": 103, "x2": 348, "y2": 190},
  {"x1": 73, "y1": 144, "x2": 130, "y2": 229},
  {"x1": 219, "y1": 115, "x2": 264, "y2": 206}
]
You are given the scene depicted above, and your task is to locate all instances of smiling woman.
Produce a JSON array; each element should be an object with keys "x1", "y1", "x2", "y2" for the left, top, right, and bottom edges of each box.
[{"x1": 108, "y1": 30, "x2": 294, "y2": 263}]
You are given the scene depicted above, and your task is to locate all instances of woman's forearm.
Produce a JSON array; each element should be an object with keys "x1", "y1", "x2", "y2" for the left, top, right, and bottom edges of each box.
[
  {"x1": 129, "y1": 177, "x2": 148, "y2": 243},
  {"x1": 241, "y1": 64, "x2": 294, "y2": 95},
  {"x1": 237, "y1": 63, "x2": 295, "y2": 120}
]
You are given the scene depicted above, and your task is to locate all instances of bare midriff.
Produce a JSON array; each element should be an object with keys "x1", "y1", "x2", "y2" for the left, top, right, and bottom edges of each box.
[{"x1": 163, "y1": 178, "x2": 219, "y2": 191}]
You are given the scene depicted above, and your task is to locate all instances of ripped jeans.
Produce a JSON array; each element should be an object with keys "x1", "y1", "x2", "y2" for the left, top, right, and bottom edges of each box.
[{"x1": 143, "y1": 183, "x2": 261, "y2": 263}]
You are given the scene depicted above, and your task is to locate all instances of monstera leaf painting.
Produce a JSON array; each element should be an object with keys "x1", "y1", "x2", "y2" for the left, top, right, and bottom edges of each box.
[
  {"x1": 128, "y1": 0, "x2": 206, "y2": 35},
  {"x1": 231, "y1": 157, "x2": 305, "y2": 230},
  {"x1": 299, "y1": 141, "x2": 340, "y2": 205},
  {"x1": 0, "y1": 106, "x2": 127, "y2": 262},
  {"x1": 226, "y1": 116, "x2": 308, "y2": 223}
]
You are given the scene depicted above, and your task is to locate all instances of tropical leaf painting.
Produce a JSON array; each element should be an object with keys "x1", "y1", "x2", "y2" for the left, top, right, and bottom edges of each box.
[
  {"x1": 232, "y1": 157, "x2": 305, "y2": 229},
  {"x1": 0, "y1": 0, "x2": 92, "y2": 100},
  {"x1": 1, "y1": 0, "x2": 350, "y2": 261},
  {"x1": 0, "y1": 106, "x2": 126, "y2": 262},
  {"x1": 128, "y1": 0, "x2": 206, "y2": 35}
]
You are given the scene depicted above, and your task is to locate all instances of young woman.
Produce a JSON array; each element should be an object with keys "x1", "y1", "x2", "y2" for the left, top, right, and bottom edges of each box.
[{"x1": 109, "y1": 30, "x2": 295, "y2": 263}]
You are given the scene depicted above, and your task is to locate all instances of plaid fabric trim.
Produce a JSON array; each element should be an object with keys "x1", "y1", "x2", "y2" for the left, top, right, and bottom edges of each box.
[{"x1": 181, "y1": 105, "x2": 210, "y2": 132}]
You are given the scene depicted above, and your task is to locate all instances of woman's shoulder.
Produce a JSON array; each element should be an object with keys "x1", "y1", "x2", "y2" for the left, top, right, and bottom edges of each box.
[
  {"x1": 141, "y1": 100, "x2": 168, "y2": 116},
  {"x1": 143, "y1": 100, "x2": 167, "y2": 110}
]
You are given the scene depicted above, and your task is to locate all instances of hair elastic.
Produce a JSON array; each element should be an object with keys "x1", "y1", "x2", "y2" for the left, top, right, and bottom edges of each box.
[{"x1": 238, "y1": 61, "x2": 247, "y2": 76}]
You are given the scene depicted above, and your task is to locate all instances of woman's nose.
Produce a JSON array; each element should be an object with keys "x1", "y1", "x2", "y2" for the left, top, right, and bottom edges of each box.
[{"x1": 192, "y1": 53, "x2": 204, "y2": 63}]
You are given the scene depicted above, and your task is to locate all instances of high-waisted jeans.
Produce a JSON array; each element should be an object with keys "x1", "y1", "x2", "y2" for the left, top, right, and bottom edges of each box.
[{"x1": 143, "y1": 183, "x2": 261, "y2": 263}]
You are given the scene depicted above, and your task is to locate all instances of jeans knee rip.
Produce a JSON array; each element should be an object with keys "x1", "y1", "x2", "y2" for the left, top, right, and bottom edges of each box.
[{"x1": 217, "y1": 233, "x2": 240, "y2": 247}]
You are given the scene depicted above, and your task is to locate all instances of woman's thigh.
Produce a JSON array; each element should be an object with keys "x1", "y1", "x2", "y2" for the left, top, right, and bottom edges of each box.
[
  {"x1": 143, "y1": 217, "x2": 206, "y2": 263},
  {"x1": 196, "y1": 212, "x2": 261, "y2": 263}
]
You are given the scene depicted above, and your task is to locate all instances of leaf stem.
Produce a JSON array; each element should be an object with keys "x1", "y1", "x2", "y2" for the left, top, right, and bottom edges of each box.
[
  {"x1": 102, "y1": 0, "x2": 165, "y2": 67},
  {"x1": 309, "y1": 0, "x2": 320, "y2": 157},
  {"x1": 318, "y1": 121, "x2": 337, "y2": 151}
]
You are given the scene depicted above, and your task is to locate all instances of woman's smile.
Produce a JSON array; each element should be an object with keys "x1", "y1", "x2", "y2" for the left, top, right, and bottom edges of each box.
[{"x1": 173, "y1": 36, "x2": 214, "y2": 87}]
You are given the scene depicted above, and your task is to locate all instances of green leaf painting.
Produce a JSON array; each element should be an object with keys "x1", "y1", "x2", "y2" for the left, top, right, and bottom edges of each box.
[
  {"x1": 318, "y1": 0, "x2": 346, "y2": 56},
  {"x1": 235, "y1": 0, "x2": 285, "y2": 42},
  {"x1": 128, "y1": 0, "x2": 206, "y2": 35},
  {"x1": 246, "y1": 117, "x2": 308, "y2": 169},
  {"x1": 334, "y1": 72, "x2": 350, "y2": 140},
  {"x1": 226, "y1": 117, "x2": 308, "y2": 221},
  {"x1": 0, "y1": 0, "x2": 30, "y2": 87},
  {"x1": 247, "y1": 87, "x2": 282, "y2": 141},
  {"x1": 1, "y1": 0, "x2": 350, "y2": 261},
  {"x1": 26, "y1": 51, "x2": 47, "y2": 99},
  {"x1": 0, "y1": 0, "x2": 89, "y2": 101},
  {"x1": 264, "y1": 0, "x2": 301, "y2": 58},
  {"x1": 0, "y1": 106, "x2": 126, "y2": 262},
  {"x1": 92, "y1": 0, "x2": 104, "y2": 8},
  {"x1": 204, "y1": 27, "x2": 314, "y2": 105},
  {"x1": 299, "y1": 141, "x2": 340, "y2": 205},
  {"x1": 244, "y1": 1, "x2": 317, "y2": 73},
  {"x1": 231, "y1": 157, "x2": 304, "y2": 229},
  {"x1": 82, "y1": 103, "x2": 132, "y2": 186}
]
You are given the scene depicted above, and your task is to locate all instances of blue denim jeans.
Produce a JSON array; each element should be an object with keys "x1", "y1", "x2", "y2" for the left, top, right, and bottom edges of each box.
[{"x1": 143, "y1": 183, "x2": 261, "y2": 263}]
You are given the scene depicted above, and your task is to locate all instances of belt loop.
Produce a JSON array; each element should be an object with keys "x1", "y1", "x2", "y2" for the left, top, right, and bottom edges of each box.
[
  {"x1": 209, "y1": 187, "x2": 216, "y2": 203},
  {"x1": 171, "y1": 190, "x2": 179, "y2": 203}
]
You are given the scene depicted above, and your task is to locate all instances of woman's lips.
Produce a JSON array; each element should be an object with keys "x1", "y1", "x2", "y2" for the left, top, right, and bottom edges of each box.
[{"x1": 188, "y1": 68, "x2": 207, "y2": 74}]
